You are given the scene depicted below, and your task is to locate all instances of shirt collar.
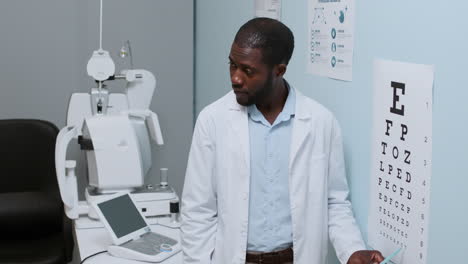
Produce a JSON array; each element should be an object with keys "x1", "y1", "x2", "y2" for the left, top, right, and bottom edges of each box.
[{"x1": 247, "y1": 80, "x2": 296, "y2": 124}]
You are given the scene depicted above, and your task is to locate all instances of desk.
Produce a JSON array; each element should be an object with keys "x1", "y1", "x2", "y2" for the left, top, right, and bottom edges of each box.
[{"x1": 74, "y1": 217, "x2": 182, "y2": 264}]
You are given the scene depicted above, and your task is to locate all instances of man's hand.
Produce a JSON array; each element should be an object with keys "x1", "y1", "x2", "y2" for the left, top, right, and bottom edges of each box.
[{"x1": 347, "y1": 250, "x2": 385, "y2": 264}]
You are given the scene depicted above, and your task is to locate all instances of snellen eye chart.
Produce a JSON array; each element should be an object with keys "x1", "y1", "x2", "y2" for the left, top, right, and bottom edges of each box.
[{"x1": 368, "y1": 59, "x2": 434, "y2": 264}]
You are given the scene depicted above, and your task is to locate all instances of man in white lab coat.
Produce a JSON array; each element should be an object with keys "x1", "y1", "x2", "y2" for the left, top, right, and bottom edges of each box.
[{"x1": 181, "y1": 18, "x2": 384, "y2": 264}]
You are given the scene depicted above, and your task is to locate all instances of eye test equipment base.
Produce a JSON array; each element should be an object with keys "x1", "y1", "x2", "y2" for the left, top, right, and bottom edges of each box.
[{"x1": 54, "y1": 1, "x2": 181, "y2": 263}]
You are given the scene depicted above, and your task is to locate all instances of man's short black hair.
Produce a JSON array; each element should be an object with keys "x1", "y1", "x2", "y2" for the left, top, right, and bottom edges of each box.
[{"x1": 234, "y1": 17, "x2": 294, "y2": 66}]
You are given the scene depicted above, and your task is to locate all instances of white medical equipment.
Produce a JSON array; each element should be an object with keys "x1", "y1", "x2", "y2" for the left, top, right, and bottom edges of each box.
[
  {"x1": 54, "y1": 0, "x2": 179, "y2": 223},
  {"x1": 91, "y1": 192, "x2": 181, "y2": 262}
]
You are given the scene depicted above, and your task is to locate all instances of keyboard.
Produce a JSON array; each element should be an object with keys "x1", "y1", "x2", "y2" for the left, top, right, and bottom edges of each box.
[{"x1": 120, "y1": 232, "x2": 178, "y2": 255}]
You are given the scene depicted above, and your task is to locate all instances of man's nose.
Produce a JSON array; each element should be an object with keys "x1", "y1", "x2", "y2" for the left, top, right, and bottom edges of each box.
[{"x1": 231, "y1": 70, "x2": 243, "y2": 85}]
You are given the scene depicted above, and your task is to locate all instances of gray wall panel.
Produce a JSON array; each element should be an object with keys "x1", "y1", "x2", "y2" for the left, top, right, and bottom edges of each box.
[{"x1": 0, "y1": 0, "x2": 193, "y2": 198}]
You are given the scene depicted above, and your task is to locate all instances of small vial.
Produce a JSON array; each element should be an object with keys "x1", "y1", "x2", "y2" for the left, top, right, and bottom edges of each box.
[
  {"x1": 160, "y1": 168, "x2": 168, "y2": 188},
  {"x1": 119, "y1": 45, "x2": 128, "y2": 58},
  {"x1": 119, "y1": 40, "x2": 134, "y2": 69}
]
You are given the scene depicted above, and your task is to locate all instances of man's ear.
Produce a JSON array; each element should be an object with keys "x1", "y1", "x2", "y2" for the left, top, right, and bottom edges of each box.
[{"x1": 275, "y1": 64, "x2": 287, "y2": 77}]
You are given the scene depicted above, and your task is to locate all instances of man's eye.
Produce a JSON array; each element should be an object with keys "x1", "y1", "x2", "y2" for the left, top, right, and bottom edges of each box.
[
  {"x1": 245, "y1": 68, "x2": 253, "y2": 75},
  {"x1": 229, "y1": 62, "x2": 237, "y2": 69}
]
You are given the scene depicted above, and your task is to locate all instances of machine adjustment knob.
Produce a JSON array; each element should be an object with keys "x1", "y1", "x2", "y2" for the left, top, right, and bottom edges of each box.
[
  {"x1": 170, "y1": 200, "x2": 179, "y2": 214},
  {"x1": 159, "y1": 243, "x2": 172, "y2": 252}
]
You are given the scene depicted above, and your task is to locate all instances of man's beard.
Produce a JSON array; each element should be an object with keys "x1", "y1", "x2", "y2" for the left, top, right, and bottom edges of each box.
[{"x1": 241, "y1": 73, "x2": 274, "y2": 106}]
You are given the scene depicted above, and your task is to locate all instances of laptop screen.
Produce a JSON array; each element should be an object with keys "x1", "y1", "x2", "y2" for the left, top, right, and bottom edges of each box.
[{"x1": 97, "y1": 194, "x2": 148, "y2": 238}]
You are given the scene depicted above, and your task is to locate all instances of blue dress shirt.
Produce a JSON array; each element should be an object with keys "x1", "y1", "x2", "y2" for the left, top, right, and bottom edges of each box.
[{"x1": 246, "y1": 85, "x2": 295, "y2": 252}]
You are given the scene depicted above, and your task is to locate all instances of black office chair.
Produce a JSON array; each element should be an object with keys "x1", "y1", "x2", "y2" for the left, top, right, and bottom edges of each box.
[{"x1": 0, "y1": 119, "x2": 74, "y2": 264}]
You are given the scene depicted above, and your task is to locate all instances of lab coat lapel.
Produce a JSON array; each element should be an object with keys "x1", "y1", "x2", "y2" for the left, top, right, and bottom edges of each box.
[
  {"x1": 228, "y1": 99, "x2": 250, "y2": 175},
  {"x1": 289, "y1": 90, "x2": 312, "y2": 169}
]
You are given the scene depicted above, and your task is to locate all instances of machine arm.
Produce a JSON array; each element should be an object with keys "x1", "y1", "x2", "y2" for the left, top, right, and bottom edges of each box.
[{"x1": 55, "y1": 126, "x2": 88, "y2": 219}]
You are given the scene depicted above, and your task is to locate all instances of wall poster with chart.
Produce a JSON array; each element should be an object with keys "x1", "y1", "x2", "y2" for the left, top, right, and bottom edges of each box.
[
  {"x1": 368, "y1": 59, "x2": 434, "y2": 264},
  {"x1": 307, "y1": 0, "x2": 355, "y2": 81}
]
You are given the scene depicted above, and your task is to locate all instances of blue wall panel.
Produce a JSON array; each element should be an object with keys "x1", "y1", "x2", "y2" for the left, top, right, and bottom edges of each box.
[{"x1": 196, "y1": 1, "x2": 468, "y2": 262}]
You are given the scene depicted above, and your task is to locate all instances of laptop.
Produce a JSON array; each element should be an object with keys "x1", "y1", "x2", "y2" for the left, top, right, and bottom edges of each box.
[{"x1": 91, "y1": 192, "x2": 181, "y2": 262}]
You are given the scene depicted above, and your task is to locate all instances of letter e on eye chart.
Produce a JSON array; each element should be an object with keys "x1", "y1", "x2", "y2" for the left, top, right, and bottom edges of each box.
[{"x1": 368, "y1": 59, "x2": 434, "y2": 264}]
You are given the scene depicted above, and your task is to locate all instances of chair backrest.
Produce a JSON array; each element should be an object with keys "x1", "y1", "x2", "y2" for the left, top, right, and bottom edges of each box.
[
  {"x1": 0, "y1": 119, "x2": 62, "y2": 238},
  {"x1": 0, "y1": 119, "x2": 59, "y2": 193}
]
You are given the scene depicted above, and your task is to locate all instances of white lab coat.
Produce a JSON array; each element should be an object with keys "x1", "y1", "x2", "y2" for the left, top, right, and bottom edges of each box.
[{"x1": 181, "y1": 88, "x2": 366, "y2": 264}]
